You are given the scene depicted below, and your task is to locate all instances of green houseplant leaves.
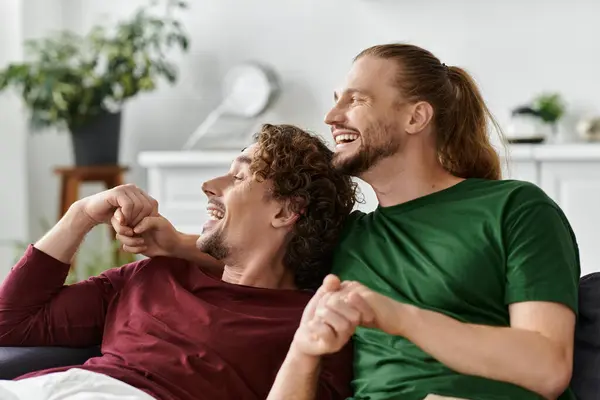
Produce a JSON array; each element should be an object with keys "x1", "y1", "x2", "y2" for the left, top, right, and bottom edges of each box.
[
  {"x1": 532, "y1": 93, "x2": 566, "y2": 125},
  {"x1": 0, "y1": 0, "x2": 189, "y2": 132}
]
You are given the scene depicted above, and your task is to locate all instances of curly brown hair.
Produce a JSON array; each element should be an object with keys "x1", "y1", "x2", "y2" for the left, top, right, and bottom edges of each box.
[{"x1": 250, "y1": 124, "x2": 359, "y2": 290}]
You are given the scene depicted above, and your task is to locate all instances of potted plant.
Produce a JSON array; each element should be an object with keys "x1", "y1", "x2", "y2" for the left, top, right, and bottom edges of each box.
[
  {"x1": 0, "y1": 0, "x2": 189, "y2": 166},
  {"x1": 532, "y1": 92, "x2": 566, "y2": 136}
]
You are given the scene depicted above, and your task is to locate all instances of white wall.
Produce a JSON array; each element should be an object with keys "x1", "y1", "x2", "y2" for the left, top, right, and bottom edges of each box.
[
  {"x1": 25, "y1": 0, "x2": 600, "y2": 232},
  {"x1": 22, "y1": 0, "x2": 71, "y2": 240},
  {"x1": 0, "y1": 0, "x2": 27, "y2": 277}
]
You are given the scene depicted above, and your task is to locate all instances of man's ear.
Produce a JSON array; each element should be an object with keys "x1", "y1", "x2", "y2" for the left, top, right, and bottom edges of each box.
[
  {"x1": 271, "y1": 199, "x2": 302, "y2": 229},
  {"x1": 405, "y1": 101, "x2": 434, "y2": 135}
]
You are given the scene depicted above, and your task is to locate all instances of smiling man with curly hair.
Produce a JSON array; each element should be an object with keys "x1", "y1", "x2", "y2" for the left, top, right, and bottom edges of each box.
[{"x1": 0, "y1": 124, "x2": 358, "y2": 400}]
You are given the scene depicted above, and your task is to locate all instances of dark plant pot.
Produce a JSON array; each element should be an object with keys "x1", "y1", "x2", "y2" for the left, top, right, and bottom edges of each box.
[{"x1": 70, "y1": 112, "x2": 122, "y2": 166}]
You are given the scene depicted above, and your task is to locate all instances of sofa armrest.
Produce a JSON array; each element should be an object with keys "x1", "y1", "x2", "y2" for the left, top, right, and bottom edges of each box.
[{"x1": 0, "y1": 346, "x2": 101, "y2": 380}]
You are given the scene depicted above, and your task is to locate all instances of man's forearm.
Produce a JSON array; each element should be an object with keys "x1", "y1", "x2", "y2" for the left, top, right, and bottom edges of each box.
[
  {"x1": 395, "y1": 304, "x2": 570, "y2": 399},
  {"x1": 35, "y1": 203, "x2": 96, "y2": 264},
  {"x1": 267, "y1": 345, "x2": 321, "y2": 400}
]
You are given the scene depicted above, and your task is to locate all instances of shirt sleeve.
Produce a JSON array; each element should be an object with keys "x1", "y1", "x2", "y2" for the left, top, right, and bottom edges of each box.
[
  {"x1": 315, "y1": 340, "x2": 354, "y2": 400},
  {"x1": 503, "y1": 185, "x2": 580, "y2": 313},
  {"x1": 0, "y1": 245, "x2": 147, "y2": 347}
]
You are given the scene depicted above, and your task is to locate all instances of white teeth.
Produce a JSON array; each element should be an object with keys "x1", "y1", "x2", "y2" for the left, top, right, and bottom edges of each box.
[
  {"x1": 206, "y1": 209, "x2": 224, "y2": 220},
  {"x1": 335, "y1": 134, "x2": 359, "y2": 144}
]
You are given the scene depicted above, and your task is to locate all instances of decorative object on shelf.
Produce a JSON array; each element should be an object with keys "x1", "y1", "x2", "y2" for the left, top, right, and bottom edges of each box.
[
  {"x1": 506, "y1": 92, "x2": 566, "y2": 144},
  {"x1": 0, "y1": 0, "x2": 190, "y2": 166},
  {"x1": 532, "y1": 92, "x2": 566, "y2": 136},
  {"x1": 506, "y1": 106, "x2": 547, "y2": 144},
  {"x1": 577, "y1": 116, "x2": 600, "y2": 142},
  {"x1": 182, "y1": 62, "x2": 280, "y2": 150}
]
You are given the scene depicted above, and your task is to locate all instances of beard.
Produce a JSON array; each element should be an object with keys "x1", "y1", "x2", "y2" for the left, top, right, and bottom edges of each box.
[
  {"x1": 197, "y1": 228, "x2": 231, "y2": 260},
  {"x1": 332, "y1": 122, "x2": 402, "y2": 176}
]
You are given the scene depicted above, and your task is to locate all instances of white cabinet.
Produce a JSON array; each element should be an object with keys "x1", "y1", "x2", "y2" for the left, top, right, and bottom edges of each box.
[{"x1": 140, "y1": 143, "x2": 600, "y2": 276}]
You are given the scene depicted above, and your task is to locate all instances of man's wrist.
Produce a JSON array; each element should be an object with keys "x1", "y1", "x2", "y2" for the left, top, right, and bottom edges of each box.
[
  {"x1": 64, "y1": 203, "x2": 98, "y2": 234},
  {"x1": 391, "y1": 301, "x2": 420, "y2": 337},
  {"x1": 287, "y1": 342, "x2": 322, "y2": 372},
  {"x1": 174, "y1": 232, "x2": 200, "y2": 258}
]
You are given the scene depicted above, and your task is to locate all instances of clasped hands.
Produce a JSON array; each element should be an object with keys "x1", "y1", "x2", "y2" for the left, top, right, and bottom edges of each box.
[
  {"x1": 73, "y1": 184, "x2": 180, "y2": 257},
  {"x1": 292, "y1": 275, "x2": 402, "y2": 358}
]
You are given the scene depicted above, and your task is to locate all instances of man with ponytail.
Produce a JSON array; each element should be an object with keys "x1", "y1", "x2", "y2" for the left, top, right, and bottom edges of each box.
[{"x1": 270, "y1": 43, "x2": 580, "y2": 400}]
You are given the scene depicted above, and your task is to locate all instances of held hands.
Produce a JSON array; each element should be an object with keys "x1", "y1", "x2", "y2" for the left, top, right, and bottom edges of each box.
[
  {"x1": 73, "y1": 184, "x2": 181, "y2": 258},
  {"x1": 75, "y1": 184, "x2": 158, "y2": 227},
  {"x1": 328, "y1": 279, "x2": 404, "y2": 336},
  {"x1": 292, "y1": 275, "x2": 375, "y2": 357},
  {"x1": 292, "y1": 275, "x2": 404, "y2": 358},
  {"x1": 111, "y1": 210, "x2": 181, "y2": 257}
]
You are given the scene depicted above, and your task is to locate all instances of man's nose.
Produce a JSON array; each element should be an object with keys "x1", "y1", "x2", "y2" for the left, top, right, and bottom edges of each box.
[
  {"x1": 202, "y1": 179, "x2": 220, "y2": 198},
  {"x1": 324, "y1": 105, "x2": 345, "y2": 126}
]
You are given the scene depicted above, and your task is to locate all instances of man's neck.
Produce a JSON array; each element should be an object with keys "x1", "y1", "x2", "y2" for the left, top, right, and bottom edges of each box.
[
  {"x1": 360, "y1": 147, "x2": 463, "y2": 208},
  {"x1": 221, "y1": 247, "x2": 296, "y2": 290}
]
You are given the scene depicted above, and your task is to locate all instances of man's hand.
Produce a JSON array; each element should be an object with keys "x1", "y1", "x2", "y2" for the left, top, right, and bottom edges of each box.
[
  {"x1": 292, "y1": 275, "x2": 374, "y2": 357},
  {"x1": 75, "y1": 184, "x2": 158, "y2": 227},
  {"x1": 111, "y1": 211, "x2": 181, "y2": 257},
  {"x1": 326, "y1": 279, "x2": 403, "y2": 336},
  {"x1": 34, "y1": 184, "x2": 158, "y2": 264}
]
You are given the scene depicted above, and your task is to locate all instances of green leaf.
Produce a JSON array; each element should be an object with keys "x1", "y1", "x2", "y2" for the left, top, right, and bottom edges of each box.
[{"x1": 532, "y1": 93, "x2": 566, "y2": 124}]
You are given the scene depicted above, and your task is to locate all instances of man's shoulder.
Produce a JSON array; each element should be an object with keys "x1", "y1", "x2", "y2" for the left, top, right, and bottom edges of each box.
[
  {"x1": 466, "y1": 178, "x2": 547, "y2": 198},
  {"x1": 492, "y1": 178, "x2": 549, "y2": 198},
  {"x1": 492, "y1": 179, "x2": 558, "y2": 211},
  {"x1": 462, "y1": 178, "x2": 557, "y2": 212},
  {"x1": 343, "y1": 209, "x2": 371, "y2": 227},
  {"x1": 338, "y1": 209, "x2": 372, "y2": 239}
]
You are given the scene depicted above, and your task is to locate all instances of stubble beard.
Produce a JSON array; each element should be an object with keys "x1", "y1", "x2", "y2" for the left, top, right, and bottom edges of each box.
[{"x1": 197, "y1": 228, "x2": 231, "y2": 261}]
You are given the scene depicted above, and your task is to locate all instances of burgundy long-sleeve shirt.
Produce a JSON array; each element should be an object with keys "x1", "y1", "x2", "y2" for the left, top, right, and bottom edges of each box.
[{"x1": 0, "y1": 245, "x2": 353, "y2": 400}]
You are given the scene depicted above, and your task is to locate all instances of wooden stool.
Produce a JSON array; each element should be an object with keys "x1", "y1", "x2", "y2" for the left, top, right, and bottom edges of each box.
[{"x1": 54, "y1": 165, "x2": 129, "y2": 265}]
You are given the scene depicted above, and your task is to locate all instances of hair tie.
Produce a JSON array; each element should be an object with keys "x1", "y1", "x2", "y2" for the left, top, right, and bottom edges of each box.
[{"x1": 442, "y1": 63, "x2": 449, "y2": 71}]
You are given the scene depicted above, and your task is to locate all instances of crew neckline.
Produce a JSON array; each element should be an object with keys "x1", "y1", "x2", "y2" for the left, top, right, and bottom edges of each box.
[
  {"x1": 376, "y1": 178, "x2": 480, "y2": 215},
  {"x1": 197, "y1": 265, "x2": 313, "y2": 296}
]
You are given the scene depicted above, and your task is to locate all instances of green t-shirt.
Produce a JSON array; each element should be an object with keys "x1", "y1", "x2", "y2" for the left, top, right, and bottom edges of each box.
[{"x1": 332, "y1": 178, "x2": 580, "y2": 400}]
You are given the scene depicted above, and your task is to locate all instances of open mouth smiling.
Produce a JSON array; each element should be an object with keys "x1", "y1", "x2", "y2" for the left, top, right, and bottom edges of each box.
[
  {"x1": 334, "y1": 133, "x2": 360, "y2": 144},
  {"x1": 206, "y1": 206, "x2": 225, "y2": 221}
]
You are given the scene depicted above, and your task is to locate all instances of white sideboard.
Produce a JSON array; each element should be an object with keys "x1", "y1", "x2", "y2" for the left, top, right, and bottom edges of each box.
[{"x1": 139, "y1": 143, "x2": 600, "y2": 276}]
